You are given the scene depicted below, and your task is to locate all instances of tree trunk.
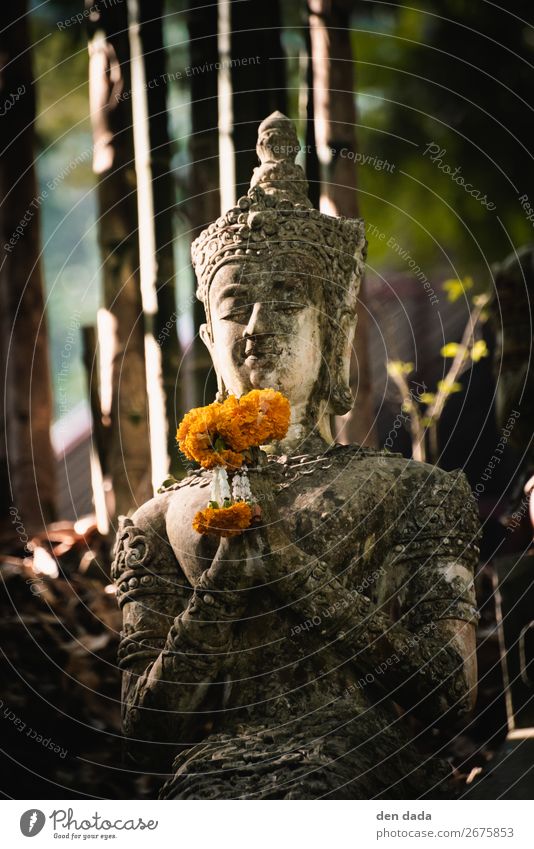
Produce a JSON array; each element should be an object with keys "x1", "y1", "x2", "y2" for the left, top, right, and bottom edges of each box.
[
  {"x1": 0, "y1": 0, "x2": 56, "y2": 538},
  {"x1": 231, "y1": 0, "x2": 287, "y2": 196},
  {"x1": 186, "y1": 0, "x2": 220, "y2": 409},
  {"x1": 86, "y1": 0, "x2": 152, "y2": 517},
  {"x1": 308, "y1": 0, "x2": 375, "y2": 446},
  {"x1": 305, "y1": 22, "x2": 321, "y2": 210}
]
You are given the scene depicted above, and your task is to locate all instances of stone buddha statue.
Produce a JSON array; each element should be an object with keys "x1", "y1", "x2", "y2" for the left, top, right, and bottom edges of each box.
[{"x1": 111, "y1": 112, "x2": 480, "y2": 799}]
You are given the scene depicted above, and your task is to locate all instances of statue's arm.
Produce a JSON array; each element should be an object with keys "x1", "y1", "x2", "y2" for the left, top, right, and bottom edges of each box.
[
  {"x1": 259, "y1": 467, "x2": 480, "y2": 724},
  {"x1": 267, "y1": 546, "x2": 476, "y2": 723},
  {"x1": 112, "y1": 495, "x2": 248, "y2": 767}
]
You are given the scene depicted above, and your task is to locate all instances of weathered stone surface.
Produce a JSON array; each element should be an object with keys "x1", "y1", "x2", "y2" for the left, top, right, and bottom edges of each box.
[{"x1": 112, "y1": 113, "x2": 481, "y2": 799}]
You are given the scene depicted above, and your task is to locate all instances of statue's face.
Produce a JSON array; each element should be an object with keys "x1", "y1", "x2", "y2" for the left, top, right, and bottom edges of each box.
[{"x1": 203, "y1": 254, "x2": 324, "y2": 408}]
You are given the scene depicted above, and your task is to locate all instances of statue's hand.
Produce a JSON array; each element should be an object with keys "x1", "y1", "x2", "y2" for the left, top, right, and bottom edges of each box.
[
  {"x1": 206, "y1": 461, "x2": 309, "y2": 592},
  {"x1": 205, "y1": 532, "x2": 265, "y2": 592},
  {"x1": 246, "y1": 464, "x2": 300, "y2": 583},
  {"x1": 247, "y1": 463, "x2": 285, "y2": 533}
]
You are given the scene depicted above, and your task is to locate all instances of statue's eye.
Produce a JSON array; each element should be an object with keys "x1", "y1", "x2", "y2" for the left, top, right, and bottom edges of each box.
[
  {"x1": 270, "y1": 281, "x2": 306, "y2": 312},
  {"x1": 271, "y1": 297, "x2": 305, "y2": 313},
  {"x1": 221, "y1": 303, "x2": 250, "y2": 322}
]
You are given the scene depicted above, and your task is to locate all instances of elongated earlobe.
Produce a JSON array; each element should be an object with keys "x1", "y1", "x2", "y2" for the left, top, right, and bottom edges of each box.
[
  {"x1": 327, "y1": 312, "x2": 357, "y2": 415},
  {"x1": 199, "y1": 322, "x2": 211, "y2": 349},
  {"x1": 199, "y1": 322, "x2": 226, "y2": 399}
]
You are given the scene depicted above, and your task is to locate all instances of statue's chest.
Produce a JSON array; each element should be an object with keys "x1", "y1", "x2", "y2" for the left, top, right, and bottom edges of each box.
[
  {"x1": 273, "y1": 459, "x2": 397, "y2": 581},
  {"x1": 165, "y1": 453, "x2": 400, "y2": 588}
]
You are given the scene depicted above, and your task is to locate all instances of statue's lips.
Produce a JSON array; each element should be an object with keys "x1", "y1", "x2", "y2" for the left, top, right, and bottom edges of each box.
[
  {"x1": 244, "y1": 354, "x2": 276, "y2": 369},
  {"x1": 241, "y1": 343, "x2": 280, "y2": 367}
]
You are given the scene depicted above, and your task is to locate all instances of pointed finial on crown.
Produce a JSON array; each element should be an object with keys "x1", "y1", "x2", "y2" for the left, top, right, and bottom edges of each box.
[{"x1": 249, "y1": 111, "x2": 311, "y2": 206}]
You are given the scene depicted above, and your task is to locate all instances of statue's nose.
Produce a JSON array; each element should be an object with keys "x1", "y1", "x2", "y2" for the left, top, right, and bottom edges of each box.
[{"x1": 243, "y1": 302, "x2": 275, "y2": 338}]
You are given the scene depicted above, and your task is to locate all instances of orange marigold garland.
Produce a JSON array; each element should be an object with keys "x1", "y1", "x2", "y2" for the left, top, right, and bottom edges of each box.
[
  {"x1": 192, "y1": 502, "x2": 253, "y2": 538},
  {"x1": 217, "y1": 389, "x2": 290, "y2": 451},
  {"x1": 176, "y1": 389, "x2": 290, "y2": 537},
  {"x1": 176, "y1": 401, "x2": 243, "y2": 470}
]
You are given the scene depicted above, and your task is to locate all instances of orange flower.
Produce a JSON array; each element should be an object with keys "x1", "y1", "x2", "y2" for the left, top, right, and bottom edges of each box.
[
  {"x1": 218, "y1": 389, "x2": 290, "y2": 451},
  {"x1": 176, "y1": 402, "x2": 243, "y2": 469},
  {"x1": 257, "y1": 388, "x2": 291, "y2": 441},
  {"x1": 176, "y1": 388, "x2": 290, "y2": 468},
  {"x1": 192, "y1": 502, "x2": 253, "y2": 537}
]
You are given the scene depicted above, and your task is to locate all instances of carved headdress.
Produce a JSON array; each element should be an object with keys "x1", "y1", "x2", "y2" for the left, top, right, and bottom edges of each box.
[{"x1": 191, "y1": 111, "x2": 367, "y2": 414}]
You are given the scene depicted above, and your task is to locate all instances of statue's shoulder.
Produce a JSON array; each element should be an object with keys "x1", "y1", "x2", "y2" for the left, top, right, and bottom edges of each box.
[
  {"x1": 109, "y1": 469, "x2": 206, "y2": 525},
  {"x1": 338, "y1": 445, "x2": 473, "y2": 492},
  {"x1": 270, "y1": 443, "x2": 416, "y2": 491},
  {"x1": 111, "y1": 470, "x2": 208, "y2": 591},
  {"x1": 385, "y1": 456, "x2": 480, "y2": 550},
  {"x1": 390, "y1": 455, "x2": 475, "y2": 502},
  {"x1": 317, "y1": 443, "x2": 423, "y2": 481},
  {"x1": 332, "y1": 445, "x2": 479, "y2": 536},
  {"x1": 111, "y1": 488, "x2": 186, "y2": 602},
  {"x1": 156, "y1": 468, "x2": 212, "y2": 502}
]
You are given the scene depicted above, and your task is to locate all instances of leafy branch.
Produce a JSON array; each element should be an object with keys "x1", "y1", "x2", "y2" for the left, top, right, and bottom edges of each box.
[{"x1": 387, "y1": 278, "x2": 490, "y2": 464}]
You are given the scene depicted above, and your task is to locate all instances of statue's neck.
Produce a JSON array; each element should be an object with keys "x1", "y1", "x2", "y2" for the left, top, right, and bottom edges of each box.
[{"x1": 264, "y1": 399, "x2": 335, "y2": 457}]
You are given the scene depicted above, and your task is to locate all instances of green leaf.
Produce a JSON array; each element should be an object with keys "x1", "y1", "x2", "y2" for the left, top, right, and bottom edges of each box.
[
  {"x1": 471, "y1": 339, "x2": 489, "y2": 362},
  {"x1": 157, "y1": 475, "x2": 179, "y2": 493}
]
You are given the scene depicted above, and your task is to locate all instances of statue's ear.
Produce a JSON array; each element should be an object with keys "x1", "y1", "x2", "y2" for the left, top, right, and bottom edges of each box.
[
  {"x1": 328, "y1": 311, "x2": 357, "y2": 415},
  {"x1": 199, "y1": 322, "x2": 212, "y2": 351},
  {"x1": 199, "y1": 322, "x2": 225, "y2": 397}
]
